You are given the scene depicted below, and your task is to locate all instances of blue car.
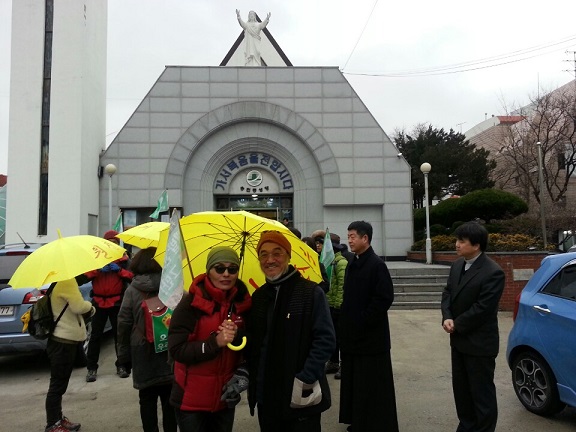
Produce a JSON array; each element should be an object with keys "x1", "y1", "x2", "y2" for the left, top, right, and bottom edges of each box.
[
  {"x1": 507, "y1": 252, "x2": 576, "y2": 416},
  {"x1": 0, "y1": 243, "x2": 95, "y2": 356}
]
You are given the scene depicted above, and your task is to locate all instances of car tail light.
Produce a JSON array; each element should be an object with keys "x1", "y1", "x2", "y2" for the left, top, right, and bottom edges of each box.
[
  {"x1": 22, "y1": 289, "x2": 46, "y2": 304},
  {"x1": 512, "y1": 292, "x2": 521, "y2": 321}
]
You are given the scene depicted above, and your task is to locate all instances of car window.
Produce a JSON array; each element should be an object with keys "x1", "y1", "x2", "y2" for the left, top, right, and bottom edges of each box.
[
  {"x1": 0, "y1": 255, "x2": 29, "y2": 283},
  {"x1": 542, "y1": 264, "x2": 576, "y2": 300}
]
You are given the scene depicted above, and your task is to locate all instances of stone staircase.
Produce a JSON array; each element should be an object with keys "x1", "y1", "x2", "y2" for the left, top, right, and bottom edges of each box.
[{"x1": 388, "y1": 264, "x2": 450, "y2": 309}]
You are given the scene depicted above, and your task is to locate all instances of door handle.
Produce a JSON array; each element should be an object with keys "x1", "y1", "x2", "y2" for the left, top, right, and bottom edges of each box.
[{"x1": 533, "y1": 305, "x2": 551, "y2": 314}]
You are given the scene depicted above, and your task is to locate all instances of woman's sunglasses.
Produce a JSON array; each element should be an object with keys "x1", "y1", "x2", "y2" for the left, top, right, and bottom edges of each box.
[{"x1": 212, "y1": 265, "x2": 239, "y2": 275}]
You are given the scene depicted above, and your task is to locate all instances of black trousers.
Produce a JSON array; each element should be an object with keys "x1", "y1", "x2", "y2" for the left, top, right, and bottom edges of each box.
[
  {"x1": 139, "y1": 384, "x2": 177, "y2": 432},
  {"x1": 46, "y1": 338, "x2": 77, "y2": 427},
  {"x1": 451, "y1": 348, "x2": 498, "y2": 432},
  {"x1": 329, "y1": 307, "x2": 341, "y2": 364},
  {"x1": 86, "y1": 305, "x2": 119, "y2": 370},
  {"x1": 175, "y1": 406, "x2": 235, "y2": 432},
  {"x1": 257, "y1": 405, "x2": 321, "y2": 432}
]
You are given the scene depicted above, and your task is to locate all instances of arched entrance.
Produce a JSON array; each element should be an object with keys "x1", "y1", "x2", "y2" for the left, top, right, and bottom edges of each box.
[{"x1": 213, "y1": 153, "x2": 294, "y2": 224}]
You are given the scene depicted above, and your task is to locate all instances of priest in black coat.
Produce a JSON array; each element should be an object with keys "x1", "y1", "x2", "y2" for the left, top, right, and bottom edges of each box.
[{"x1": 339, "y1": 220, "x2": 399, "y2": 432}]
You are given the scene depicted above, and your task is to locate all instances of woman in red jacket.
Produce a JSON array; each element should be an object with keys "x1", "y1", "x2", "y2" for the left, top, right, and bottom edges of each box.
[{"x1": 168, "y1": 246, "x2": 251, "y2": 432}]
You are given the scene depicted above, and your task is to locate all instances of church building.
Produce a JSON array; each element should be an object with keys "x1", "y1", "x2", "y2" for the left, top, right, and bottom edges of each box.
[{"x1": 7, "y1": 4, "x2": 413, "y2": 259}]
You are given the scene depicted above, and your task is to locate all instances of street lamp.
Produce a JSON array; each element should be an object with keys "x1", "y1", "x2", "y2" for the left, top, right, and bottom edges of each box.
[
  {"x1": 104, "y1": 163, "x2": 117, "y2": 229},
  {"x1": 420, "y1": 162, "x2": 432, "y2": 264},
  {"x1": 536, "y1": 142, "x2": 547, "y2": 248}
]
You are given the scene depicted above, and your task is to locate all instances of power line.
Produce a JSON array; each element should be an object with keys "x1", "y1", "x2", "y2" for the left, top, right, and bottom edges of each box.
[
  {"x1": 343, "y1": 34, "x2": 576, "y2": 78},
  {"x1": 342, "y1": 0, "x2": 379, "y2": 71}
]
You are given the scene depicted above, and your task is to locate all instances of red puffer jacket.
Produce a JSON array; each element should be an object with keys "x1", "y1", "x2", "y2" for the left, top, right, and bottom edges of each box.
[
  {"x1": 85, "y1": 255, "x2": 133, "y2": 308},
  {"x1": 169, "y1": 274, "x2": 251, "y2": 412}
]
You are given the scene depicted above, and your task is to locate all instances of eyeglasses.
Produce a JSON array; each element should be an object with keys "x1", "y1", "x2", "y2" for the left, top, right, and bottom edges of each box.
[
  {"x1": 258, "y1": 251, "x2": 285, "y2": 262},
  {"x1": 212, "y1": 265, "x2": 239, "y2": 275}
]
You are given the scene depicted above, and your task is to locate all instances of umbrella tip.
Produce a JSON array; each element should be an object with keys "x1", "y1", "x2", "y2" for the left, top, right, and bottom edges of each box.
[{"x1": 57, "y1": 229, "x2": 63, "y2": 239}]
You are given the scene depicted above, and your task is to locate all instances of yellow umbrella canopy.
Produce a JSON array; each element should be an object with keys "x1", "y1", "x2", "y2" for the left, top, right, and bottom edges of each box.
[
  {"x1": 154, "y1": 210, "x2": 322, "y2": 293},
  {"x1": 8, "y1": 231, "x2": 127, "y2": 288},
  {"x1": 116, "y1": 221, "x2": 169, "y2": 249}
]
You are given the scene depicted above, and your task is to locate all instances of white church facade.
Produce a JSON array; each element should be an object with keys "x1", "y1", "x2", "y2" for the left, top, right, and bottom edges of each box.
[{"x1": 7, "y1": 3, "x2": 414, "y2": 259}]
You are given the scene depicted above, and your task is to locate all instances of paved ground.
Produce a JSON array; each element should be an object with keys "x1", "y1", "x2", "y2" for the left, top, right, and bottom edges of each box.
[{"x1": 1, "y1": 310, "x2": 575, "y2": 431}]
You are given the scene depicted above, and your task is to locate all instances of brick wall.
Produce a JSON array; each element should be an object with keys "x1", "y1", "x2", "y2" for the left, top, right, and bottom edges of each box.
[{"x1": 406, "y1": 251, "x2": 549, "y2": 311}]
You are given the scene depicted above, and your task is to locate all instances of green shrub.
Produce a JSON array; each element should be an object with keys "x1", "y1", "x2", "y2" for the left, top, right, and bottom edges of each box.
[
  {"x1": 430, "y1": 198, "x2": 461, "y2": 227},
  {"x1": 457, "y1": 189, "x2": 528, "y2": 223}
]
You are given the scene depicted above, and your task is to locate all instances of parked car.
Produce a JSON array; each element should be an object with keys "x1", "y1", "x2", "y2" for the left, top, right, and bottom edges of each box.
[
  {"x1": 506, "y1": 252, "x2": 576, "y2": 416},
  {"x1": 0, "y1": 242, "x2": 97, "y2": 357}
]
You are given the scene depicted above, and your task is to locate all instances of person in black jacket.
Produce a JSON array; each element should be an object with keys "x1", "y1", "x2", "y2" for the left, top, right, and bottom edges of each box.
[
  {"x1": 247, "y1": 230, "x2": 335, "y2": 432},
  {"x1": 441, "y1": 222, "x2": 505, "y2": 432},
  {"x1": 339, "y1": 221, "x2": 399, "y2": 432}
]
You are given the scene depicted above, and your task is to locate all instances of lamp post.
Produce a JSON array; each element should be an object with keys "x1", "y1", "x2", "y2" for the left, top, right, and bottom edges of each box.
[
  {"x1": 536, "y1": 142, "x2": 547, "y2": 248},
  {"x1": 420, "y1": 162, "x2": 432, "y2": 264},
  {"x1": 104, "y1": 164, "x2": 117, "y2": 229}
]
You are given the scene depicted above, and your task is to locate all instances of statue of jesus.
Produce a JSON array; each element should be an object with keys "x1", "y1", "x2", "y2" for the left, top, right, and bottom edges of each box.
[{"x1": 236, "y1": 10, "x2": 271, "y2": 66}]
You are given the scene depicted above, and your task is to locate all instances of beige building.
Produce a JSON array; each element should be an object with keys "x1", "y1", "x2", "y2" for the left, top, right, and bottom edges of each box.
[{"x1": 466, "y1": 79, "x2": 576, "y2": 248}]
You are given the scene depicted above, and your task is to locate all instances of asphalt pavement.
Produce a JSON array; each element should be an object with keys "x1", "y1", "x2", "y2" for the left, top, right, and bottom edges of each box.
[{"x1": 1, "y1": 310, "x2": 575, "y2": 431}]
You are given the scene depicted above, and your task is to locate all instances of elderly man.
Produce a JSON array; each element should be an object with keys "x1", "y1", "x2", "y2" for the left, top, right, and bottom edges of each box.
[{"x1": 246, "y1": 230, "x2": 335, "y2": 432}]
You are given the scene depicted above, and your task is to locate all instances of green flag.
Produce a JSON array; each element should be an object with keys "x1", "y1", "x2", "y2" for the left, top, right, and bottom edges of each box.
[
  {"x1": 112, "y1": 212, "x2": 123, "y2": 232},
  {"x1": 150, "y1": 190, "x2": 169, "y2": 219},
  {"x1": 320, "y1": 228, "x2": 335, "y2": 288},
  {"x1": 159, "y1": 209, "x2": 185, "y2": 309}
]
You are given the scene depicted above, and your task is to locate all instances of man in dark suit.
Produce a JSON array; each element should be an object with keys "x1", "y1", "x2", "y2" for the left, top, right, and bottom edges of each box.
[{"x1": 441, "y1": 222, "x2": 505, "y2": 432}]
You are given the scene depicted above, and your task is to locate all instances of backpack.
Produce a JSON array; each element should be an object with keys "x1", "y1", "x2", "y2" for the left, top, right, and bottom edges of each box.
[
  {"x1": 142, "y1": 295, "x2": 173, "y2": 353},
  {"x1": 22, "y1": 284, "x2": 68, "y2": 340}
]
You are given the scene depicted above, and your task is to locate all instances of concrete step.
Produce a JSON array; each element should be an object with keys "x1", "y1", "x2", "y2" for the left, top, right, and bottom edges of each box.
[
  {"x1": 386, "y1": 262, "x2": 450, "y2": 309},
  {"x1": 394, "y1": 283, "x2": 445, "y2": 293},
  {"x1": 389, "y1": 267, "x2": 450, "y2": 277},
  {"x1": 393, "y1": 292, "x2": 442, "y2": 303},
  {"x1": 393, "y1": 275, "x2": 448, "y2": 284},
  {"x1": 392, "y1": 300, "x2": 442, "y2": 310}
]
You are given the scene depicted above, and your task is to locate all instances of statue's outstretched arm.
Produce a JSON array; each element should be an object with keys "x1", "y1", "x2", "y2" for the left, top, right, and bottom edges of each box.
[
  {"x1": 236, "y1": 9, "x2": 245, "y2": 27},
  {"x1": 262, "y1": 12, "x2": 271, "y2": 28}
]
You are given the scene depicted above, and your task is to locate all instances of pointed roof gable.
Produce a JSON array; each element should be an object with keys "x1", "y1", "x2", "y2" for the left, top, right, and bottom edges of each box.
[{"x1": 220, "y1": 13, "x2": 292, "y2": 67}]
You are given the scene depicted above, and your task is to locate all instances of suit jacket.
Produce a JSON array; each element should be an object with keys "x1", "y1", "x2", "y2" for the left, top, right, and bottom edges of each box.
[{"x1": 441, "y1": 253, "x2": 505, "y2": 357}]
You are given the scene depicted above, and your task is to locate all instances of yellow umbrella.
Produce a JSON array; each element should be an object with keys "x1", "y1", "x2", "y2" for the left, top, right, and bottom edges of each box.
[
  {"x1": 116, "y1": 221, "x2": 169, "y2": 249},
  {"x1": 8, "y1": 230, "x2": 127, "y2": 288},
  {"x1": 154, "y1": 210, "x2": 322, "y2": 293}
]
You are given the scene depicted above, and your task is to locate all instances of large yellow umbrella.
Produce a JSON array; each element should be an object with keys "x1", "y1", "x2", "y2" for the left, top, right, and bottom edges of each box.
[
  {"x1": 8, "y1": 230, "x2": 127, "y2": 288},
  {"x1": 154, "y1": 211, "x2": 322, "y2": 293},
  {"x1": 116, "y1": 221, "x2": 169, "y2": 249}
]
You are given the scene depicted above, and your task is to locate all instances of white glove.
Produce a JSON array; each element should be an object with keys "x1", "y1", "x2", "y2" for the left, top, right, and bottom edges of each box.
[{"x1": 290, "y1": 377, "x2": 322, "y2": 408}]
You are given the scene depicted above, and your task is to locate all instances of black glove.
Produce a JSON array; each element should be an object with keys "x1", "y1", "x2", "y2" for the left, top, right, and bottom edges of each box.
[{"x1": 221, "y1": 366, "x2": 249, "y2": 408}]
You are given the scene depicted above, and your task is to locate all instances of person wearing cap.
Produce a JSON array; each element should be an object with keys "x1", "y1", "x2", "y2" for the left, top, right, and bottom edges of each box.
[
  {"x1": 339, "y1": 221, "x2": 399, "y2": 432},
  {"x1": 246, "y1": 230, "x2": 336, "y2": 432},
  {"x1": 169, "y1": 246, "x2": 251, "y2": 432},
  {"x1": 83, "y1": 229, "x2": 133, "y2": 383}
]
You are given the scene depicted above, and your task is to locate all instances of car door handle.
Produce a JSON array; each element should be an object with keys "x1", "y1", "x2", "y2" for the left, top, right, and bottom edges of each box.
[{"x1": 533, "y1": 305, "x2": 551, "y2": 314}]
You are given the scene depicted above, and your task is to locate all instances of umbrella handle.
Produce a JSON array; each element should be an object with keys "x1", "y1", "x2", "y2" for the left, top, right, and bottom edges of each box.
[
  {"x1": 226, "y1": 319, "x2": 247, "y2": 351},
  {"x1": 227, "y1": 336, "x2": 247, "y2": 351}
]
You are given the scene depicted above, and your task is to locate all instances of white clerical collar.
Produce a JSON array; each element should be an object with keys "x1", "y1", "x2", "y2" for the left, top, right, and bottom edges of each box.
[{"x1": 464, "y1": 252, "x2": 481, "y2": 270}]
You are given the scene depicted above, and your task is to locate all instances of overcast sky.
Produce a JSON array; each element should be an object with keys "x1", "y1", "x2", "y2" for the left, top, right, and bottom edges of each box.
[{"x1": 1, "y1": 0, "x2": 576, "y2": 175}]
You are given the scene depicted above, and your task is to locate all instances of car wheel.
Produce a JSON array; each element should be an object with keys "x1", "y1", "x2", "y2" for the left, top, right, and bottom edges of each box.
[{"x1": 511, "y1": 351, "x2": 565, "y2": 416}]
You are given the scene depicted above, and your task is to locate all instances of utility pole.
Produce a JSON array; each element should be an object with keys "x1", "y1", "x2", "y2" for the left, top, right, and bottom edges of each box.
[{"x1": 564, "y1": 50, "x2": 576, "y2": 78}]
